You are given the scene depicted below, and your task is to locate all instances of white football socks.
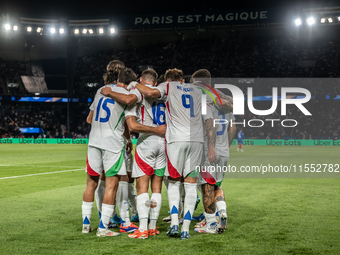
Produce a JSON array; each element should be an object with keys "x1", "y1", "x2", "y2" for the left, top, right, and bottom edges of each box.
[
  {"x1": 205, "y1": 212, "x2": 216, "y2": 225},
  {"x1": 82, "y1": 201, "x2": 93, "y2": 224},
  {"x1": 118, "y1": 181, "x2": 131, "y2": 227},
  {"x1": 149, "y1": 193, "x2": 162, "y2": 230},
  {"x1": 168, "y1": 180, "x2": 180, "y2": 227},
  {"x1": 137, "y1": 193, "x2": 150, "y2": 232},
  {"x1": 127, "y1": 183, "x2": 137, "y2": 216},
  {"x1": 94, "y1": 180, "x2": 105, "y2": 218},
  {"x1": 182, "y1": 182, "x2": 197, "y2": 232},
  {"x1": 100, "y1": 203, "x2": 114, "y2": 230},
  {"x1": 216, "y1": 201, "x2": 227, "y2": 214}
]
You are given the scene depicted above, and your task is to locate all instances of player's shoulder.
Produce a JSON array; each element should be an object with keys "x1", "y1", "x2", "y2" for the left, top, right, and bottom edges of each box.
[
  {"x1": 111, "y1": 85, "x2": 129, "y2": 94},
  {"x1": 129, "y1": 86, "x2": 141, "y2": 94}
]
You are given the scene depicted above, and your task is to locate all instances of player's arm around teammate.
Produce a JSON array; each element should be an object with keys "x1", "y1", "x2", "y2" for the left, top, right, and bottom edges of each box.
[{"x1": 125, "y1": 69, "x2": 168, "y2": 239}]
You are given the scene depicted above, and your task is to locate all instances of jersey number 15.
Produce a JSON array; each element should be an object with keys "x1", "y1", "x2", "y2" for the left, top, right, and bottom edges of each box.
[{"x1": 95, "y1": 98, "x2": 115, "y2": 123}]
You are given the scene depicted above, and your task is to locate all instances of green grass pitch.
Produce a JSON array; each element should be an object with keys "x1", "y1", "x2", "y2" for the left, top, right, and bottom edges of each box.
[{"x1": 0, "y1": 144, "x2": 339, "y2": 254}]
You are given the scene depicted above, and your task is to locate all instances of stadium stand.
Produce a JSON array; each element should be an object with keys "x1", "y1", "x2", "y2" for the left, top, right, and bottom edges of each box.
[{"x1": 0, "y1": 36, "x2": 339, "y2": 139}]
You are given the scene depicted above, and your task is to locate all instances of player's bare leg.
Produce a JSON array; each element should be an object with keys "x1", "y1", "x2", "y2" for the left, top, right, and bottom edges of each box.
[
  {"x1": 194, "y1": 183, "x2": 217, "y2": 234},
  {"x1": 215, "y1": 186, "x2": 227, "y2": 233},
  {"x1": 82, "y1": 173, "x2": 99, "y2": 233},
  {"x1": 149, "y1": 175, "x2": 163, "y2": 235}
]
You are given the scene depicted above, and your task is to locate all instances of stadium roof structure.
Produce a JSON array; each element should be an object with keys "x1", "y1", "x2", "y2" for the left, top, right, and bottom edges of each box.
[{"x1": 1, "y1": 6, "x2": 340, "y2": 36}]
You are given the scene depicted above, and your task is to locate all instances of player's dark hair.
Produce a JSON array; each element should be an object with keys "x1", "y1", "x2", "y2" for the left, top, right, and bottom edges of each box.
[
  {"x1": 118, "y1": 68, "x2": 138, "y2": 85},
  {"x1": 183, "y1": 75, "x2": 191, "y2": 83},
  {"x1": 141, "y1": 69, "x2": 158, "y2": 85},
  {"x1": 157, "y1": 74, "x2": 165, "y2": 85},
  {"x1": 164, "y1": 68, "x2": 183, "y2": 82},
  {"x1": 192, "y1": 69, "x2": 211, "y2": 85},
  {"x1": 103, "y1": 60, "x2": 125, "y2": 85}
]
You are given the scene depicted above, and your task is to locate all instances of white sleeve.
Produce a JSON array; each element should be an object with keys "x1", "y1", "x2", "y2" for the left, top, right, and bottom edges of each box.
[
  {"x1": 89, "y1": 102, "x2": 95, "y2": 111},
  {"x1": 125, "y1": 104, "x2": 138, "y2": 117},
  {"x1": 89, "y1": 94, "x2": 99, "y2": 111},
  {"x1": 202, "y1": 103, "x2": 214, "y2": 121},
  {"x1": 129, "y1": 88, "x2": 142, "y2": 103},
  {"x1": 206, "y1": 93, "x2": 214, "y2": 104},
  {"x1": 155, "y1": 82, "x2": 168, "y2": 101}
]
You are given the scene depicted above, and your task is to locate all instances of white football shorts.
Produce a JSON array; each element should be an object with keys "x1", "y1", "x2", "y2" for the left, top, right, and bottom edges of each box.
[
  {"x1": 86, "y1": 145, "x2": 126, "y2": 177},
  {"x1": 165, "y1": 141, "x2": 203, "y2": 178},
  {"x1": 132, "y1": 135, "x2": 166, "y2": 178}
]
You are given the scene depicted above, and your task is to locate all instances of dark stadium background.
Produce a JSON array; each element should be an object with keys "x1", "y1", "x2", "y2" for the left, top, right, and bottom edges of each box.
[
  {"x1": 3, "y1": 0, "x2": 336, "y2": 17},
  {"x1": 1, "y1": 0, "x2": 340, "y2": 139}
]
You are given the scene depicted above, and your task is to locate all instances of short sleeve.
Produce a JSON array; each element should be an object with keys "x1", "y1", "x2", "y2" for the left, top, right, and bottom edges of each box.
[
  {"x1": 129, "y1": 87, "x2": 142, "y2": 104},
  {"x1": 202, "y1": 103, "x2": 214, "y2": 121},
  {"x1": 156, "y1": 82, "x2": 168, "y2": 101},
  {"x1": 89, "y1": 102, "x2": 95, "y2": 111},
  {"x1": 125, "y1": 104, "x2": 138, "y2": 117},
  {"x1": 228, "y1": 113, "x2": 235, "y2": 121}
]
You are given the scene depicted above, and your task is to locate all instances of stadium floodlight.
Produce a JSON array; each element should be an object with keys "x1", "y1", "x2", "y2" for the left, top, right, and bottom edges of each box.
[
  {"x1": 50, "y1": 28, "x2": 56, "y2": 34},
  {"x1": 328, "y1": 18, "x2": 333, "y2": 23},
  {"x1": 99, "y1": 28, "x2": 104, "y2": 34},
  {"x1": 4, "y1": 24, "x2": 11, "y2": 30},
  {"x1": 27, "y1": 27, "x2": 32, "y2": 32},
  {"x1": 307, "y1": 17, "x2": 315, "y2": 26},
  {"x1": 59, "y1": 28, "x2": 64, "y2": 34},
  {"x1": 89, "y1": 29, "x2": 94, "y2": 34},
  {"x1": 37, "y1": 27, "x2": 42, "y2": 33},
  {"x1": 338, "y1": 16, "x2": 340, "y2": 21},
  {"x1": 110, "y1": 27, "x2": 116, "y2": 34},
  {"x1": 321, "y1": 18, "x2": 326, "y2": 23},
  {"x1": 294, "y1": 18, "x2": 302, "y2": 26},
  {"x1": 82, "y1": 29, "x2": 87, "y2": 34},
  {"x1": 74, "y1": 29, "x2": 79, "y2": 34},
  {"x1": 13, "y1": 25, "x2": 18, "y2": 31}
]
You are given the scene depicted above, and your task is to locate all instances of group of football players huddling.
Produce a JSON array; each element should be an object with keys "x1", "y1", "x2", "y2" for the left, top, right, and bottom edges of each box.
[{"x1": 81, "y1": 60, "x2": 236, "y2": 240}]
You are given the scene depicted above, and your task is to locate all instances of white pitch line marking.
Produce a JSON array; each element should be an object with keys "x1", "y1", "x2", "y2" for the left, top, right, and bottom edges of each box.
[
  {"x1": 0, "y1": 164, "x2": 80, "y2": 168},
  {"x1": 0, "y1": 168, "x2": 84, "y2": 180}
]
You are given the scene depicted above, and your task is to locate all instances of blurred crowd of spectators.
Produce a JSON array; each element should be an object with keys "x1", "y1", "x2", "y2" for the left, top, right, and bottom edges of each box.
[
  {"x1": 0, "y1": 59, "x2": 27, "y2": 95},
  {"x1": 0, "y1": 36, "x2": 339, "y2": 139},
  {"x1": 0, "y1": 104, "x2": 90, "y2": 138}
]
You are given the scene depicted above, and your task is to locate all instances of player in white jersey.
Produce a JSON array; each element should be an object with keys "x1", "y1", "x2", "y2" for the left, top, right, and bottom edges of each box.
[
  {"x1": 83, "y1": 68, "x2": 149, "y2": 236},
  {"x1": 101, "y1": 69, "x2": 166, "y2": 239},
  {"x1": 82, "y1": 72, "x2": 131, "y2": 237},
  {"x1": 93, "y1": 60, "x2": 130, "y2": 227},
  {"x1": 191, "y1": 69, "x2": 236, "y2": 234},
  {"x1": 127, "y1": 68, "x2": 212, "y2": 239},
  {"x1": 102, "y1": 68, "x2": 166, "y2": 234}
]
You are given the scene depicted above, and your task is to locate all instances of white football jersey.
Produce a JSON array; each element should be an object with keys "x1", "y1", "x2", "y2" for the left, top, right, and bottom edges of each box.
[
  {"x1": 156, "y1": 81, "x2": 206, "y2": 143},
  {"x1": 89, "y1": 84, "x2": 141, "y2": 153},
  {"x1": 204, "y1": 104, "x2": 235, "y2": 157},
  {"x1": 125, "y1": 84, "x2": 165, "y2": 140}
]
